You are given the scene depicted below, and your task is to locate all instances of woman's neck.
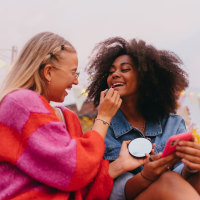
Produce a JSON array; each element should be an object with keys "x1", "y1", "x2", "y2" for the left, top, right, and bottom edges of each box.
[
  {"x1": 120, "y1": 96, "x2": 142, "y2": 121},
  {"x1": 120, "y1": 96, "x2": 146, "y2": 134}
]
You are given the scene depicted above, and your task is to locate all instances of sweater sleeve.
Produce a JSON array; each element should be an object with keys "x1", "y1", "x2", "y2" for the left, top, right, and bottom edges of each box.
[
  {"x1": 0, "y1": 90, "x2": 106, "y2": 192},
  {"x1": 85, "y1": 160, "x2": 113, "y2": 200}
]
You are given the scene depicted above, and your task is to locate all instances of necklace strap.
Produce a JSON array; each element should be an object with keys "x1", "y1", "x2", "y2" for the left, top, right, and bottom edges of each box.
[{"x1": 55, "y1": 107, "x2": 67, "y2": 128}]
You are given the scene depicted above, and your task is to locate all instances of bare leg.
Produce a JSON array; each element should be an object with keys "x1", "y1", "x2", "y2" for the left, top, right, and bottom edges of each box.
[
  {"x1": 187, "y1": 172, "x2": 200, "y2": 194},
  {"x1": 135, "y1": 171, "x2": 200, "y2": 200}
]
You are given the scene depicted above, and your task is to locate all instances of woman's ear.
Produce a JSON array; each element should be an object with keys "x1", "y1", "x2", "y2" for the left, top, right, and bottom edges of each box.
[{"x1": 42, "y1": 64, "x2": 53, "y2": 83}]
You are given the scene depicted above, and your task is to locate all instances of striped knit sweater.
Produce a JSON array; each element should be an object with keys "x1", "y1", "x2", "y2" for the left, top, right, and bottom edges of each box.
[{"x1": 0, "y1": 89, "x2": 113, "y2": 200}]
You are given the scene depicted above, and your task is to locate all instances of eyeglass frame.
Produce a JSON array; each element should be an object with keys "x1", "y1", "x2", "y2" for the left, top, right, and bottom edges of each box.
[{"x1": 51, "y1": 65, "x2": 80, "y2": 79}]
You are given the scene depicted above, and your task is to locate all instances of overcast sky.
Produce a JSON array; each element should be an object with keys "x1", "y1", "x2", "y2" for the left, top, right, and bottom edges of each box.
[{"x1": 0, "y1": 0, "x2": 200, "y2": 104}]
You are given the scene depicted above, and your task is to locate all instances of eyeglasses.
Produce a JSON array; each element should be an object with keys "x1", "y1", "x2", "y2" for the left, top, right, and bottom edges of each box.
[
  {"x1": 72, "y1": 71, "x2": 80, "y2": 79},
  {"x1": 52, "y1": 65, "x2": 80, "y2": 79}
]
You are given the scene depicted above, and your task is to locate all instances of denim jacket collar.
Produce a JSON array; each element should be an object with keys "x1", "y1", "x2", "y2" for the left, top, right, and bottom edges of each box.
[{"x1": 110, "y1": 109, "x2": 162, "y2": 138}]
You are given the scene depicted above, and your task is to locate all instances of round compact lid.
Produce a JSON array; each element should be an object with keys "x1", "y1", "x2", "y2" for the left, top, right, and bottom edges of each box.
[{"x1": 128, "y1": 138, "x2": 152, "y2": 158}]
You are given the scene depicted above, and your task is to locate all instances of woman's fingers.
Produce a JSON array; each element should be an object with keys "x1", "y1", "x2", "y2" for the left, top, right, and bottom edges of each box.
[
  {"x1": 174, "y1": 140, "x2": 200, "y2": 172},
  {"x1": 142, "y1": 152, "x2": 180, "y2": 182},
  {"x1": 150, "y1": 153, "x2": 175, "y2": 166},
  {"x1": 165, "y1": 156, "x2": 181, "y2": 170},
  {"x1": 149, "y1": 152, "x2": 162, "y2": 161},
  {"x1": 178, "y1": 140, "x2": 200, "y2": 150},
  {"x1": 148, "y1": 153, "x2": 180, "y2": 174},
  {"x1": 118, "y1": 141, "x2": 149, "y2": 172},
  {"x1": 103, "y1": 89, "x2": 121, "y2": 106},
  {"x1": 150, "y1": 143, "x2": 156, "y2": 155},
  {"x1": 182, "y1": 159, "x2": 200, "y2": 171},
  {"x1": 98, "y1": 88, "x2": 122, "y2": 119},
  {"x1": 176, "y1": 141, "x2": 200, "y2": 167},
  {"x1": 101, "y1": 89, "x2": 108, "y2": 98},
  {"x1": 176, "y1": 145, "x2": 200, "y2": 157},
  {"x1": 120, "y1": 140, "x2": 130, "y2": 152},
  {"x1": 102, "y1": 88, "x2": 114, "y2": 98},
  {"x1": 100, "y1": 88, "x2": 114, "y2": 102},
  {"x1": 176, "y1": 151, "x2": 200, "y2": 164}
]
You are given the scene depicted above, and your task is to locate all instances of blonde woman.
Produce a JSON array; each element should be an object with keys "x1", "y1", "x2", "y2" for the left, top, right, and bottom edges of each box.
[{"x1": 0, "y1": 32, "x2": 148, "y2": 200}]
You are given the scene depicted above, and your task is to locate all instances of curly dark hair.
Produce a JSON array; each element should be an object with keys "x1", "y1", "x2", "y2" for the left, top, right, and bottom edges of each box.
[{"x1": 86, "y1": 37, "x2": 189, "y2": 121}]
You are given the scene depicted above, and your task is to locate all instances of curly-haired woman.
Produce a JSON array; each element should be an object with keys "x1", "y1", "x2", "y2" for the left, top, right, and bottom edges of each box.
[{"x1": 87, "y1": 37, "x2": 200, "y2": 200}]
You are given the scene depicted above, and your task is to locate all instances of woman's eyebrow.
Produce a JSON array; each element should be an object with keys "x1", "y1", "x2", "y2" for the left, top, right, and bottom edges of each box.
[
  {"x1": 111, "y1": 62, "x2": 132, "y2": 68},
  {"x1": 120, "y1": 62, "x2": 133, "y2": 66}
]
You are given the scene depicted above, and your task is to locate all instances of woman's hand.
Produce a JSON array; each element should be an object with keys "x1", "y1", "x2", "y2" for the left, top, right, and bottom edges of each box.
[
  {"x1": 109, "y1": 141, "x2": 149, "y2": 179},
  {"x1": 141, "y1": 152, "x2": 181, "y2": 181},
  {"x1": 97, "y1": 88, "x2": 122, "y2": 123},
  {"x1": 176, "y1": 138, "x2": 200, "y2": 173},
  {"x1": 119, "y1": 141, "x2": 149, "y2": 172},
  {"x1": 92, "y1": 88, "x2": 122, "y2": 139}
]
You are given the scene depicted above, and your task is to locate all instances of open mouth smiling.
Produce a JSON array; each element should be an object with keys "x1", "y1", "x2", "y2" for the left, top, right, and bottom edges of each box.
[{"x1": 111, "y1": 82, "x2": 125, "y2": 88}]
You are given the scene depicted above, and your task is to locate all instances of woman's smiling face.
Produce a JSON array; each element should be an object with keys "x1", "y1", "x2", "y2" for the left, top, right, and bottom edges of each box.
[
  {"x1": 107, "y1": 54, "x2": 139, "y2": 98},
  {"x1": 44, "y1": 51, "x2": 79, "y2": 102}
]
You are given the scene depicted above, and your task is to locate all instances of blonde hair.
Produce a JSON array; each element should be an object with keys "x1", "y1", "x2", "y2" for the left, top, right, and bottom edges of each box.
[{"x1": 0, "y1": 32, "x2": 76, "y2": 101}]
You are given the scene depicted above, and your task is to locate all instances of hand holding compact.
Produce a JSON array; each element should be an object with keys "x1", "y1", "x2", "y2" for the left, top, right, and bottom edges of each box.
[
  {"x1": 119, "y1": 141, "x2": 149, "y2": 171},
  {"x1": 109, "y1": 141, "x2": 149, "y2": 179},
  {"x1": 128, "y1": 138, "x2": 152, "y2": 158}
]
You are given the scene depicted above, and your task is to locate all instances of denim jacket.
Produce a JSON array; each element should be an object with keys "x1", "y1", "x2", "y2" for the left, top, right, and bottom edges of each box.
[
  {"x1": 105, "y1": 109, "x2": 186, "y2": 161},
  {"x1": 105, "y1": 109, "x2": 186, "y2": 200}
]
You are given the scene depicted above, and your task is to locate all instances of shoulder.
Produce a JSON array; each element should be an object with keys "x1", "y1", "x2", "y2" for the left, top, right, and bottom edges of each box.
[
  {"x1": 161, "y1": 113, "x2": 186, "y2": 133},
  {"x1": 164, "y1": 113, "x2": 184, "y2": 122},
  {"x1": 61, "y1": 106, "x2": 77, "y2": 116},
  {"x1": 160, "y1": 113, "x2": 184, "y2": 123},
  {"x1": 2, "y1": 89, "x2": 51, "y2": 113},
  {"x1": 60, "y1": 106, "x2": 80, "y2": 124},
  {"x1": 5, "y1": 89, "x2": 40, "y2": 101},
  {"x1": 60, "y1": 106, "x2": 78, "y2": 119}
]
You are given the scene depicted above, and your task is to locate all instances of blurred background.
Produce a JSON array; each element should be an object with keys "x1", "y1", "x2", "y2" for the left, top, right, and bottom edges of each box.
[{"x1": 0, "y1": 0, "x2": 199, "y2": 131}]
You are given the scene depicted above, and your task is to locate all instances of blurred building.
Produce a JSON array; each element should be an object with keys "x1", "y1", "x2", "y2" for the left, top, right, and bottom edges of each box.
[{"x1": 66, "y1": 100, "x2": 97, "y2": 132}]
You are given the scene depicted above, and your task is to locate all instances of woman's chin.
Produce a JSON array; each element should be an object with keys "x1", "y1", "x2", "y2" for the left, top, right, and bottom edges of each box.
[{"x1": 59, "y1": 92, "x2": 68, "y2": 102}]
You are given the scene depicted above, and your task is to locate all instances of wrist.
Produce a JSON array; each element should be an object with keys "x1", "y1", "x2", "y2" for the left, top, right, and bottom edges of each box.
[
  {"x1": 96, "y1": 115, "x2": 111, "y2": 123},
  {"x1": 109, "y1": 158, "x2": 125, "y2": 179},
  {"x1": 95, "y1": 116, "x2": 111, "y2": 126},
  {"x1": 140, "y1": 170, "x2": 154, "y2": 183}
]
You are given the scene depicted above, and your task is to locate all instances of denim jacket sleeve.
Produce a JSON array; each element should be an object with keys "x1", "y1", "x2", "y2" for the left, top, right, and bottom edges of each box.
[
  {"x1": 160, "y1": 114, "x2": 187, "y2": 170},
  {"x1": 172, "y1": 115, "x2": 187, "y2": 171},
  {"x1": 176, "y1": 115, "x2": 187, "y2": 133},
  {"x1": 154, "y1": 114, "x2": 187, "y2": 154}
]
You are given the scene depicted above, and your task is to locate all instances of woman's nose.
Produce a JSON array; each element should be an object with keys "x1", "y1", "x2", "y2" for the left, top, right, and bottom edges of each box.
[
  {"x1": 112, "y1": 70, "x2": 120, "y2": 78},
  {"x1": 73, "y1": 78, "x2": 79, "y2": 85}
]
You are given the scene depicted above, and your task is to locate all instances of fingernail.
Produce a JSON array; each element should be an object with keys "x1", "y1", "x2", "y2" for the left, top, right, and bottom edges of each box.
[
  {"x1": 178, "y1": 141, "x2": 183, "y2": 145},
  {"x1": 176, "y1": 152, "x2": 181, "y2": 156}
]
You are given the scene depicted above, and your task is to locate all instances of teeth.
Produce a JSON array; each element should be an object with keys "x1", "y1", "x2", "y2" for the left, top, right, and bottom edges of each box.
[{"x1": 112, "y1": 83, "x2": 124, "y2": 87}]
